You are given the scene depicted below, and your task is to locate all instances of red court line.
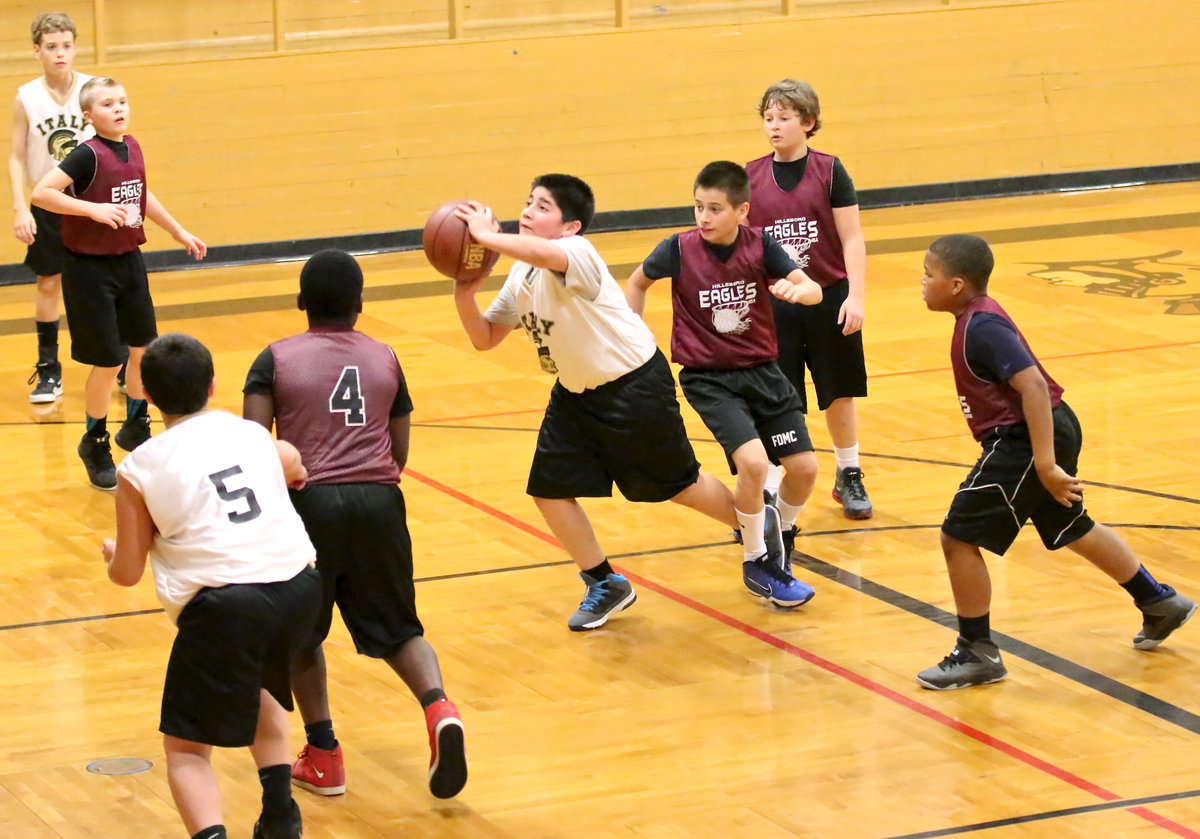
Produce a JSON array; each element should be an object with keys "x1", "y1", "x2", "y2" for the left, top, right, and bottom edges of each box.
[{"x1": 403, "y1": 465, "x2": 1200, "y2": 838}]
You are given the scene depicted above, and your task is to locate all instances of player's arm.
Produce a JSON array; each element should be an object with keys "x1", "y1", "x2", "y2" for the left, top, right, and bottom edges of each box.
[
  {"x1": 31, "y1": 164, "x2": 127, "y2": 227},
  {"x1": 453, "y1": 280, "x2": 518, "y2": 350},
  {"x1": 9, "y1": 97, "x2": 35, "y2": 244},
  {"x1": 145, "y1": 190, "x2": 206, "y2": 260},
  {"x1": 102, "y1": 476, "x2": 155, "y2": 586},
  {"x1": 832, "y1": 204, "x2": 866, "y2": 335},
  {"x1": 1008, "y1": 366, "x2": 1082, "y2": 507},
  {"x1": 624, "y1": 265, "x2": 657, "y2": 316},
  {"x1": 455, "y1": 201, "x2": 570, "y2": 273},
  {"x1": 275, "y1": 439, "x2": 307, "y2": 490},
  {"x1": 389, "y1": 414, "x2": 411, "y2": 472},
  {"x1": 771, "y1": 268, "x2": 823, "y2": 305},
  {"x1": 242, "y1": 392, "x2": 275, "y2": 432}
]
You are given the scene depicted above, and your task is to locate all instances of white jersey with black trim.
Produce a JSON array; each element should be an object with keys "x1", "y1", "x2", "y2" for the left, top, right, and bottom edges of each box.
[
  {"x1": 116, "y1": 410, "x2": 316, "y2": 623},
  {"x1": 17, "y1": 73, "x2": 94, "y2": 182},
  {"x1": 483, "y1": 235, "x2": 657, "y2": 393}
]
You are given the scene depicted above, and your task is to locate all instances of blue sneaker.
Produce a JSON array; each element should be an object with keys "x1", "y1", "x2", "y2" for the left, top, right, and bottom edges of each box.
[
  {"x1": 742, "y1": 555, "x2": 814, "y2": 608},
  {"x1": 568, "y1": 572, "x2": 636, "y2": 631}
]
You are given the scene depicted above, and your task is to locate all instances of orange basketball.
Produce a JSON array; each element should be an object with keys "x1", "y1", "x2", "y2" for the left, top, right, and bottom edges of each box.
[{"x1": 422, "y1": 201, "x2": 500, "y2": 282}]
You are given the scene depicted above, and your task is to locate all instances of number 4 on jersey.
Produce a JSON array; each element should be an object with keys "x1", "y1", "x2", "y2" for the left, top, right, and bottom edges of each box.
[{"x1": 330, "y1": 366, "x2": 366, "y2": 426}]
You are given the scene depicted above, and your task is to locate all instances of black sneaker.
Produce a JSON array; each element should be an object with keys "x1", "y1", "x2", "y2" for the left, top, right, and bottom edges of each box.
[
  {"x1": 116, "y1": 360, "x2": 128, "y2": 394},
  {"x1": 28, "y1": 362, "x2": 63, "y2": 403},
  {"x1": 1133, "y1": 586, "x2": 1197, "y2": 649},
  {"x1": 252, "y1": 799, "x2": 302, "y2": 839},
  {"x1": 115, "y1": 415, "x2": 151, "y2": 452},
  {"x1": 917, "y1": 636, "x2": 1007, "y2": 690},
  {"x1": 78, "y1": 432, "x2": 117, "y2": 490},
  {"x1": 833, "y1": 467, "x2": 873, "y2": 520}
]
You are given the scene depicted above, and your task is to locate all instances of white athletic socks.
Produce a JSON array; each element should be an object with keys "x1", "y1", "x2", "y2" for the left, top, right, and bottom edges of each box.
[
  {"x1": 735, "y1": 507, "x2": 766, "y2": 560},
  {"x1": 764, "y1": 464, "x2": 783, "y2": 495},
  {"x1": 834, "y1": 444, "x2": 860, "y2": 472}
]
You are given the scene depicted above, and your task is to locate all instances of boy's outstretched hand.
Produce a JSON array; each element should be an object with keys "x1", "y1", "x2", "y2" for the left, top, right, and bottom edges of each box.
[{"x1": 1037, "y1": 463, "x2": 1084, "y2": 507}]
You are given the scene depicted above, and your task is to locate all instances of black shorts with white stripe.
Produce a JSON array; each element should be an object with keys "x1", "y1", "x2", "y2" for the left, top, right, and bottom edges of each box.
[{"x1": 941, "y1": 401, "x2": 1094, "y2": 555}]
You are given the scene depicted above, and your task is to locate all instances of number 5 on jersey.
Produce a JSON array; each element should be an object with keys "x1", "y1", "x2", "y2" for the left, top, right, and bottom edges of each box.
[{"x1": 330, "y1": 366, "x2": 366, "y2": 426}]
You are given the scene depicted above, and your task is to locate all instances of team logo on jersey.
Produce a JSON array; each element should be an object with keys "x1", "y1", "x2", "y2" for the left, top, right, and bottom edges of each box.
[
  {"x1": 698, "y1": 280, "x2": 756, "y2": 335},
  {"x1": 1025, "y1": 250, "x2": 1200, "y2": 315},
  {"x1": 46, "y1": 129, "x2": 81, "y2": 162},
  {"x1": 519, "y1": 311, "x2": 558, "y2": 374},
  {"x1": 768, "y1": 218, "x2": 818, "y2": 269}
]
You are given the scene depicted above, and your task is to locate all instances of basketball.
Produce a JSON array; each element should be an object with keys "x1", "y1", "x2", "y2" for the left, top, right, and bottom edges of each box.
[{"x1": 422, "y1": 201, "x2": 500, "y2": 282}]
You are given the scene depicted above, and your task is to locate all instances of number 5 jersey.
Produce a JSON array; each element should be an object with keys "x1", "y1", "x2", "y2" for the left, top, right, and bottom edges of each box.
[{"x1": 116, "y1": 410, "x2": 316, "y2": 622}]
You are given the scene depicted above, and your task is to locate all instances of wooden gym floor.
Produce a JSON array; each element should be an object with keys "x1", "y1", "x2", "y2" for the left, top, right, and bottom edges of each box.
[{"x1": 0, "y1": 181, "x2": 1198, "y2": 838}]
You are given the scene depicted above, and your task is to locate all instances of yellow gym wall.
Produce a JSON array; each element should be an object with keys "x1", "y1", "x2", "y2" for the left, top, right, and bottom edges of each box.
[{"x1": 2, "y1": 0, "x2": 1196, "y2": 265}]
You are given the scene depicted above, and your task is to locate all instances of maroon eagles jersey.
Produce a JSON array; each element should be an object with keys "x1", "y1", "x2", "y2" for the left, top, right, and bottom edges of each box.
[
  {"x1": 671, "y1": 227, "x2": 779, "y2": 370},
  {"x1": 952, "y1": 297, "x2": 1063, "y2": 440},
  {"x1": 61, "y1": 135, "x2": 147, "y2": 255},
  {"x1": 745, "y1": 149, "x2": 845, "y2": 288},
  {"x1": 268, "y1": 328, "x2": 407, "y2": 484}
]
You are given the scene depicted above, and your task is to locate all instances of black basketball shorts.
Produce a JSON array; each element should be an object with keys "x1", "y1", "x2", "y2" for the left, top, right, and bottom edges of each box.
[
  {"x1": 160, "y1": 566, "x2": 320, "y2": 748},
  {"x1": 290, "y1": 482, "x2": 424, "y2": 658},
  {"x1": 942, "y1": 402, "x2": 1095, "y2": 556},
  {"x1": 771, "y1": 277, "x2": 867, "y2": 413},
  {"x1": 61, "y1": 248, "x2": 157, "y2": 366},
  {"x1": 678, "y1": 361, "x2": 813, "y2": 474},
  {"x1": 23, "y1": 206, "x2": 67, "y2": 278},
  {"x1": 527, "y1": 350, "x2": 701, "y2": 503}
]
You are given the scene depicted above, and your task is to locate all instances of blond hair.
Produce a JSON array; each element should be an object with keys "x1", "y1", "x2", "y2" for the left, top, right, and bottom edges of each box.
[
  {"x1": 758, "y1": 79, "x2": 822, "y2": 138},
  {"x1": 80, "y1": 77, "x2": 120, "y2": 112},
  {"x1": 31, "y1": 11, "x2": 77, "y2": 45}
]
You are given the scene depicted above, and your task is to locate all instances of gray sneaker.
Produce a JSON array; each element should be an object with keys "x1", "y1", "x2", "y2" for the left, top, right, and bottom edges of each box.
[
  {"x1": 917, "y1": 637, "x2": 1007, "y2": 690},
  {"x1": 568, "y1": 572, "x2": 636, "y2": 631},
  {"x1": 1133, "y1": 587, "x2": 1197, "y2": 649},
  {"x1": 833, "y1": 467, "x2": 873, "y2": 520}
]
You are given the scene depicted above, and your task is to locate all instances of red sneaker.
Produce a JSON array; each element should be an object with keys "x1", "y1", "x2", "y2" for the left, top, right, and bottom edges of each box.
[
  {"x1": 425, "y1": 698, "x2": 467, "y2": 799},
  {"x1": 291, "y1": 743, "x2": 346, "y2": 796}
]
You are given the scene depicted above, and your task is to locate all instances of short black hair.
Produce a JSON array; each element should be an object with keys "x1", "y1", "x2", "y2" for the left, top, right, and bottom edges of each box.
[
  {"x1": 694, "y1": 161, "x2": 750, "y2": 207},
  {"x1": 531, "y1": 174, "x2": 595, "y2": 233},
  {"x1": 140, "y1": 333, "x2": 213, "y2": 415},
  {"x1": 929, "y1": 234, "x2": 994, "y2": 292},
  {"x1": 300, "y1": 249, "x2": 363, "y2": 322}
]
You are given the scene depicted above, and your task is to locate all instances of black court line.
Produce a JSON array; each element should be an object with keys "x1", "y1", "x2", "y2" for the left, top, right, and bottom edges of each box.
[
  {"x1": 3, "y1": 523, "x2": 1198, "y2": 736},
  {"x1": 0, "y1": 608, "x2": 164, "y2": 632},
  {"x1": 410, "y1": 424, "x2": 1200, "y2": 506},
  {"x1": 883, "y1": 787, "x2": 1200, "y2": 839}
]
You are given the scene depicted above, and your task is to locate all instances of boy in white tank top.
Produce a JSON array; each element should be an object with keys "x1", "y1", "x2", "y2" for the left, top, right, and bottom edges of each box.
[
  {"x1": 7, "y1": 12, "x2": 93, "y2": 402},
  {"x1": 103, "y1": 333, "x2": 320, "y2": 839}
]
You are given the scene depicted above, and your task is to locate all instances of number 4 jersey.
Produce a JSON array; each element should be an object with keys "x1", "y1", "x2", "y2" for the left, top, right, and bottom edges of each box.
[
  {"x1": 116, "y1": 410, "x2": 317, "y2": 622},
  {"x1": 244, "y1": 326, "x2": 413, "y2": 485}
]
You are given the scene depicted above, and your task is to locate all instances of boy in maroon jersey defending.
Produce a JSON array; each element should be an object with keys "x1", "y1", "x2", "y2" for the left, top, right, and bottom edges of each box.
[
  {"x1": 917, "y1": 234, "x2": 1195, "y2": 689},
  {"x1": 746, "y1": 79, "x2": 872, "y2": 519},
  {"x1": 243, "y1": 249, "x2": 467, "y2": 800},
  {"x1": 627, "y1": 161, "x2": 823, "y2": 608},
  {"x1": 31, "y1": 76, "x2": 205, "y2": 489}
]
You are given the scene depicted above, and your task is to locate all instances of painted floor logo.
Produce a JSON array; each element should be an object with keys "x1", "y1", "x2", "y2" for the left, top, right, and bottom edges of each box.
[{"x1": 1025, "y1": 250, "x2": 1200, "y2": 315}]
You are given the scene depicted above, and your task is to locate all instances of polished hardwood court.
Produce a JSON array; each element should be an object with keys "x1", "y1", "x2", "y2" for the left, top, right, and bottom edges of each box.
[{"x1": 0, "y1": 182, "x2": 1198, "y2": 838}]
